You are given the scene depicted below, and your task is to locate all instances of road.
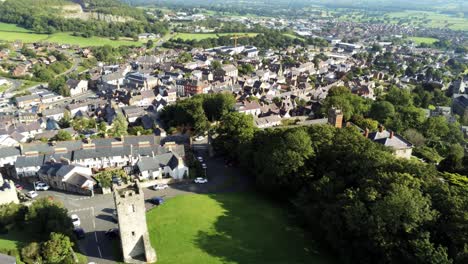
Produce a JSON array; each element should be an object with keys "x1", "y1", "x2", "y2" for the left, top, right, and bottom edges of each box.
[{"x1": 14, "y1": 150, "x2": 250, "y2": 264}]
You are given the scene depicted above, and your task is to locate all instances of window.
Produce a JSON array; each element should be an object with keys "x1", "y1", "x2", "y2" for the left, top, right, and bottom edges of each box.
[{"x1": 132, "y1": 231, "x2": 135, "y2": 236}]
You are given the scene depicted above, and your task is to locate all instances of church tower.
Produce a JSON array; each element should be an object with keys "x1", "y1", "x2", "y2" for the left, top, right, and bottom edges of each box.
[
  {"x1": 114, "y1": 182, "x2": 157, "y2": 263},
  {"x1": 328, "y1": 107, "x2": 343, "y2": 128}
]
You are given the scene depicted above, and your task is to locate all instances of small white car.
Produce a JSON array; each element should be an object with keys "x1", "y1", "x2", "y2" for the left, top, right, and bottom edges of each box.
[
  {"x1": 201, "y1": 163, "x2": 207, "y2": 169},
  {"x1": 194, "y1": 177, "x2": 208, "y2": 184},
  {"x1": 27, "y1": 191, "x2": 38, "y2": 199},
  {"x1": 197, "y1": 156, "x2": 203, "y2": 162},
  {"x1": 194, "y1": 136, "x2": 205, "y2": 141},
  {"x1": 153, "y1": 184, "x2": 169, "y2": 190},
  {"x1": 35, "y1": 182, "x2": 50, "y2": 191},
  {"x1": 71, "y1": 214, "x2": 81, "y2": 227}
]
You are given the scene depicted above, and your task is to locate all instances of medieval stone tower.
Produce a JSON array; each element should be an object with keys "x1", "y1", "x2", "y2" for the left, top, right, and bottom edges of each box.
[
  {"x1": 328, "y1": 107, "x2": 343, "y2": 128},
  {"x1": 113, "y1": 182, "x2": 157, "y2": 263}
]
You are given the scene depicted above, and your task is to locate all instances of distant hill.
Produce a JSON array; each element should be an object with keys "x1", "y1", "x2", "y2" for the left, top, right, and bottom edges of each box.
[
  {"x1": 129, "y1": 0, "x2": 467, "y2": 14},
  {"x1": 0, "y1": 0, "x2": 168, "y2": 39}
]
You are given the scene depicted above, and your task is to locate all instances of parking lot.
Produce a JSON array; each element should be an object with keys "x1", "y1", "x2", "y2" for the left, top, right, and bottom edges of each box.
[{"x1": 11, "y1": 151, "x2": 250, "y2": 263}]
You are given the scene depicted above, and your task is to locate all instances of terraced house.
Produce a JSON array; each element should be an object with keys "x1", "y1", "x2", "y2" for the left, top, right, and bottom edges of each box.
[{"x1": 0, "y1": 136, "x2": 186, "y2": 193}]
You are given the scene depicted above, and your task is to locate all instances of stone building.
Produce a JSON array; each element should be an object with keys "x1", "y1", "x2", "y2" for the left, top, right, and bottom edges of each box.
[
  {"x1": 328, "y1": 107, "x2": 343, "y2": 128},
  {"x1": 0, "y1": 173, "x2": 19, "y2": 205},
  {"x1": 114, "y1": 183, "x2": 157, "y2": 263}
]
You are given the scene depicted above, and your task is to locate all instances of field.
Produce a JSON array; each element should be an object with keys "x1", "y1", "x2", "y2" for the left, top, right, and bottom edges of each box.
[
  {"x1": 147, "y1": 193, "x2": 335, "y2": 264},
  {"x1": 335, "y1": 10, "x2": 468, "y2": 31},
  {"x1": 171, "y1": 32, "x2": 258, "y2": 41},
  {"x1": 0, "y1": 22, "x2": 142, "y2": 47},
  {"x1": 409, "y1": 37, "x2": 439, "y2": 45}
]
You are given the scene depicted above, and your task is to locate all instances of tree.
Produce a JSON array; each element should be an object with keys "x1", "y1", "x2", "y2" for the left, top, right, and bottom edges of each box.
[
  {"x1": 128, "y1": 126, "x2": 153, "y2": 135},
  {"x1": 146, "y1": 39, "x2": 154, "y2": 49},
  {"x1": 238, "y1": 63, "x2": 255, "y2": 75},
  {"x1": 403, "y1": 128, "x2": 426, "y2": 147},
  {"x1": 21, "y1": 242, "x2": 42, "y2": 264},
  {"x1": 202, "y1": 93, "x2": 235, "y2": 122},
  {"x1": 42, "y1": 233, "x2": 74, "y2": 264},
  {"x1": 25, "y1": 198, "x2": 73, "y2": 240},
  {"x1": 211, "y1": 60, "x2": 222, "y2": 70},
  {"x1": 253, "y1": 128, "x2": 314, "y2": 192},
  {"x1": 54, "y1": 130, "x2": 72, "y2": 141},
  {"x1": 385, "y1": 87, "x2": 412, "y2": 108},
  {"x1": 370, "y1": 101, "x2": 395, "y2": 122},
  {"x1": 97, "y1": 121, "x2": 108, "y2": 136},
  {"x1": 214, "y1": 112, "x2": 256, "y2": 160},
  {"x1": 110, "y1": 113, "x2": 128, "y2": 137}
]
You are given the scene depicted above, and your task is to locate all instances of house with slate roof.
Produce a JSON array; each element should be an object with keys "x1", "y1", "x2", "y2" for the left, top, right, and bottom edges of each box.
[
  {"x1": 136, "y1": 152, "x2": 188, "y2": 180},
  {"x1": 38, "y1": 162, "x2": 95, "y2": 195},
  {"x1": 365, "y1": 126, "x2": 413, "y2": 159}
]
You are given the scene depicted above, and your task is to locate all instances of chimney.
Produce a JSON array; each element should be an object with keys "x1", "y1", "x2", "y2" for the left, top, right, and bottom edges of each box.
[
  {"x1": 378, "y1": 125, "x2": 384, "y2": 133},
  {"x1": 364, "y1": 128, "x2": 369, "y2": 138},
  {"x1": 389, "y1": 131, "x2": 394, "y2": 139}
]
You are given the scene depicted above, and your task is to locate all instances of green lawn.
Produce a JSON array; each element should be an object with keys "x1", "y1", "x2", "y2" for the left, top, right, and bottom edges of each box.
[
  {"x1": 0, "y1": 22, "x2": 142, "y2": 47},
  {"x1": 0, "y1": 84, "x2": 10, "y2": 93},
  {"x1": 409, "y1": 37, "x2": 439, "y2": 45},
  {"x1": 171, "y1": 32, "x2": 258, "y2": 41},
  {"x1": 147, "y1": 193, "x2": 335, "y2": 264},
  {"x1": 0, "y1": 230, "x2": 31, "y2": 264}
]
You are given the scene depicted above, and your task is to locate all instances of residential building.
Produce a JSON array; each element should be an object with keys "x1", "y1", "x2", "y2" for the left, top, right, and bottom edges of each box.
[
  {"x1": 365, "y1": 128, "x2": 413, "y2": 159},
  {"x1": 38, "y1": 162, "x2": 95, "y2": 195},
  {"x1": 67, "y1": 79, "x2": 89, "y2": 96},
  {"x1": 136, "y1": 152, "x2": 188, "y2": 180}
]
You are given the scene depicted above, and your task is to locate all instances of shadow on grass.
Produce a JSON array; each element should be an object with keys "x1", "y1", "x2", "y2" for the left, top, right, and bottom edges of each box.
[{"x1": 194, "y1": 193, "x2": 335, "y2": 264}]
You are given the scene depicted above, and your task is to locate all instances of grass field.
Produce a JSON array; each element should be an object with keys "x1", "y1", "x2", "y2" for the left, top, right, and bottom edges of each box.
[
  {"x1": 147, "y1": 193, "x2": 335, "y2": 264},
  {"x1": 409, "y1": 37, "x2": 439, "y2": 45},
  {"x1": 171, "y1": 32, "x2": 258, "y2": 41},
  {"x1": 336, "y1": 10, "x2": 468, "y2": 31},
  {"x1": 0, "y1": 22, "x2": 142, "y2": 47}
]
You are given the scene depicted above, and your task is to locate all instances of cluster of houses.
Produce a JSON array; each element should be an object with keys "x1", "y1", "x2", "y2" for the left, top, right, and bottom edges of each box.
[
  {"x1": 0, "y1": 42, "x2": 62, "y2": 77},
  {"x1": 0, "y1": 135, "x2": 188, "y2": 196}
]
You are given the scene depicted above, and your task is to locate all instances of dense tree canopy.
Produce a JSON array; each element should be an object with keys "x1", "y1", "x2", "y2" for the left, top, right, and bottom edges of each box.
[{"x1": 214, "y1": 120, "x2": 468, "y2": 264}]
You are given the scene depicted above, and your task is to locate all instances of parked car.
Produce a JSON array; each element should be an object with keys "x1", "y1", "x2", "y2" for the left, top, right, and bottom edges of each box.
[
  {"x1": 112, "y1": 176, "x2": 122, "y2": 186},
  {"x1": 73, "y1": 227, "x2": 85, "y2": 240},
  {"x1": 15, "y1": 184, "x2": 23, "y2": 190},
  {"x1": 197, "y1": 156, "x2": 204, "y2": 162},
  {"x1": 194, "y1": 136, "x2": 205, "y2": 141},
  {"x1": 27, "y1": 191, "x2": 38, "y2": 199},
  {"x1": 201, "y1": 163, "x2": 207, "y2": 169},
  {"x1": 71, "y1": 214, "x2": 81, "y2": 227},
  {"x1": 105, "y1": 228, "x2": 120, "y2": 239},
  {"x1": 35, "y1": 182, "x2": 50, "y2": 191},
  {"x1": 194, "y1": 177, "x2": 208, "y2": 184},
  {"x1": 152, "y1": 184, "x2": 169, "y2": 190},
  {"x1": 148, "y1": 197, "x2": 164, "y2": 205},
  {"x1": 112, "y1": 209, "x2": 118, "y2": 223}
]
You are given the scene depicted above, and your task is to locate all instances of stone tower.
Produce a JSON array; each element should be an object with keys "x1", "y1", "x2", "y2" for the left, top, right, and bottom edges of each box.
[
  {"x1": 113, "y1": 182, "x2": 157, "y2": 263},
  {"x1": 328, "y1": 107, "x2": 343, "y2": 128}
]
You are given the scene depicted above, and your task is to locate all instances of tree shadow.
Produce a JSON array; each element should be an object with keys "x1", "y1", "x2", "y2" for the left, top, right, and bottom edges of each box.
[{"x1": 194, "y1": 193, "x2": 335, "y2": 264}]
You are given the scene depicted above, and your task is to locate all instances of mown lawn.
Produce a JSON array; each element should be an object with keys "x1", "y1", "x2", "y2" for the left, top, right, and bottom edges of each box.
[
  {"x1": 0, "y1": 22, "x2": 142, "y2": 47},
  {"x1": 171, "y1": 32, "x2": 258, "y2": 41},
  {"x1": 409, "y1": 37, "x2": 439, "y2": 45},
  {"x1": 147, "y1": 193, "x2": 335, "y2": 264}
]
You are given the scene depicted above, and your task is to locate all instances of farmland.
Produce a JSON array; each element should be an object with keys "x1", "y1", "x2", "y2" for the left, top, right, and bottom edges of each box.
[{"x1": 0, "y1": 23, "x2": 142, "y2": 47}]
